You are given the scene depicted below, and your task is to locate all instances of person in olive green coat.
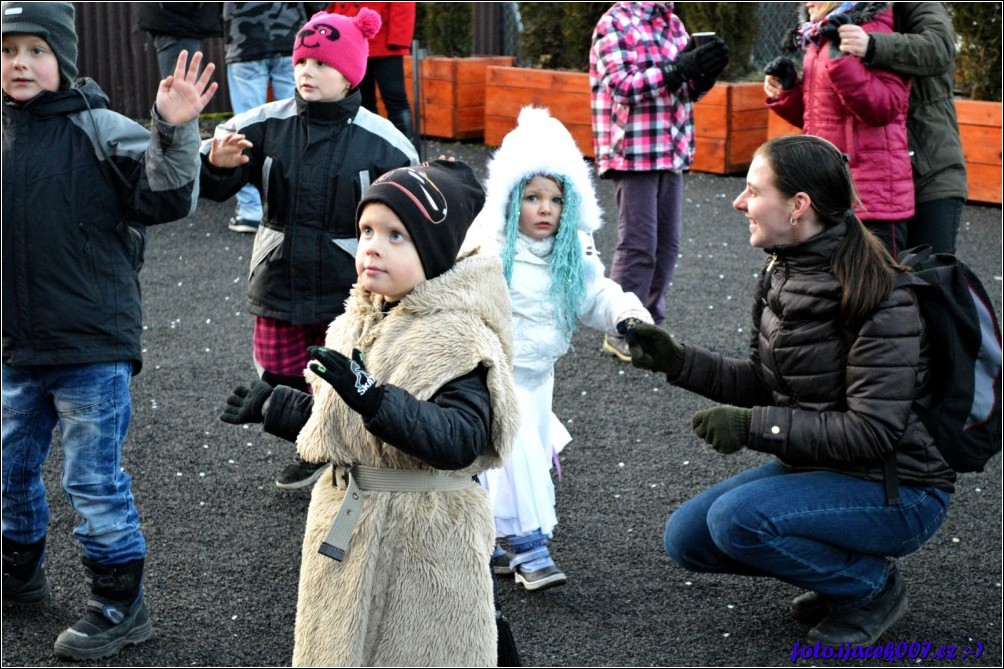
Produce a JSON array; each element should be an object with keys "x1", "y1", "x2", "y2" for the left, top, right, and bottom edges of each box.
[{"x1": 837, "y1": 1, "x2": 967, "y2": 254}]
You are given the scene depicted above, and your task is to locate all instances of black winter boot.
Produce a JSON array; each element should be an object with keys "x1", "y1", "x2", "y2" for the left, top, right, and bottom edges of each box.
[
  {"x1": 790, "y1": 590, "x2": 829, "y2": 625},
  {"x1": 806, "y1": 561, "x2": 908, "y2": 647},
  {"x1": 53, "y1": 557, "x2": 152, "y2": 660},
  {"x1": 2, "y1": 536, "x2": 50, "y2": 605}
]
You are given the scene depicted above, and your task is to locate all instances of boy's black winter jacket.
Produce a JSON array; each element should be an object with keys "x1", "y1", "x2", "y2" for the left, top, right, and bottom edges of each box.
[
  {"x1": 199, "y1": 90, "x2": 418, "y2": 325},
  {"x1": 2, "y1": 80, "x2": 203, "y2": 372}
]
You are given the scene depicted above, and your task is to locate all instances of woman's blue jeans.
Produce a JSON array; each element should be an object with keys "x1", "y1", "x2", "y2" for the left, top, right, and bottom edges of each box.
[
  {"x1": 2, "y1": 363, "x2": 146, "y2": 564},
  {"x1": 663, "y1": 460, "x2": 950, "y2": 612}
]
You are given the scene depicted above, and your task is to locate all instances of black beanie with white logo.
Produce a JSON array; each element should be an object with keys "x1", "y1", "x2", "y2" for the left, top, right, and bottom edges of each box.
[
  {"x1": 2, "y1": 2, "x2": 78, "y2": 90},
  {"x1": 358, "y1": 160, "x2": 486, "y2": 281}
]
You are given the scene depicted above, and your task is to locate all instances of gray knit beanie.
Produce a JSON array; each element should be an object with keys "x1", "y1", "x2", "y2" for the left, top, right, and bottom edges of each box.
[{"x1": 2, "y1": 2, "x2": 78, "y2": 89}]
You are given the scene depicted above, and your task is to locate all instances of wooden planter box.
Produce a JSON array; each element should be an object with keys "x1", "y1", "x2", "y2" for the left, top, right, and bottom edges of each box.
[
  {"x1": 483, "y1": 67, "x2": 593, "y2": 158},
  {"x1": 691, "y1": 82, "x2": 769, "y2": 175},
  {"x1": 376, "y1": 56, "x2": 514, "y2": 140},
  {"x1": 956, "y1": 100, "x2": 1003, "y2": 205},
  {"x1": 766, "y1": 110, "x2": 802, "y2": 140}
]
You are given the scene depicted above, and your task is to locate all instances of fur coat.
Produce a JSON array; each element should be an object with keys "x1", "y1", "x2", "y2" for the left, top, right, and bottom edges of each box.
[{"x1": 292, "y1": 250, "x2": 519, "y2": 666}]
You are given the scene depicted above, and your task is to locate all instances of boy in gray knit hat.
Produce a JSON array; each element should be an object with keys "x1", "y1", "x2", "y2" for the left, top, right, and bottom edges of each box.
[{"x1": 2, "y1": 1, "x2": 218, "y2": 661}]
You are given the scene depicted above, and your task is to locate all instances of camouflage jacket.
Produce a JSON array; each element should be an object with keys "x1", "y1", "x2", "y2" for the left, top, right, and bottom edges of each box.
[{"x1": 222, "y1": 2, "x2": 327, "y2": 63}]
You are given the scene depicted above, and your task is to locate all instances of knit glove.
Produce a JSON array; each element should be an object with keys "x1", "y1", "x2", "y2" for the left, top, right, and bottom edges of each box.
[
  {"x1": 764, "y1": 57, "x2": 798, "y2": 91},
  {"x1": 220, "y1": 380, "x2": 273, "y2": 425},
  {"x1": 663, "y1": 36, "x2": 730, "y2": 91},
  {"x1": 623, "y1": 323, "x2": 686, "y2": 380},
  {"x1": 691, "y1": 405, "x2": 752, "y2": 454},
  {"x1": 308, "y1": 346, "x2": 384, "y2": 419}
]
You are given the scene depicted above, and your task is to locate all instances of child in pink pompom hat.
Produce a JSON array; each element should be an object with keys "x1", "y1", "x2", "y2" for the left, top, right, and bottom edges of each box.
[
  {"x1": 292, "y1": 8, "x2": 382, "y2": 89},
  {"x1": 202, "y1": 4, "x2": 418, "y2": 492}
]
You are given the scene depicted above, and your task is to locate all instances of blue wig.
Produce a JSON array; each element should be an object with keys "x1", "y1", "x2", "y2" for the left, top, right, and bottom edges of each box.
[{"x1": 501, "y1": 176, "x2": 587, "y2": 335}]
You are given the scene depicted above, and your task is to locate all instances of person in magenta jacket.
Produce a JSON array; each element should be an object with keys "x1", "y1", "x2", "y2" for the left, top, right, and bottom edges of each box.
[
  {"x1": 327, "y1": 2, "x2": 416, "y2": 141},
  {"x1": 764, "y1": 2, "x2": 913, "y2": 258}
]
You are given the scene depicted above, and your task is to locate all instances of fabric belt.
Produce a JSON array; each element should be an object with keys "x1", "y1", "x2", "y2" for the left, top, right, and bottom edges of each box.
[{"x1": 318, "y1": 465, "x2": 477, "y2": 561}]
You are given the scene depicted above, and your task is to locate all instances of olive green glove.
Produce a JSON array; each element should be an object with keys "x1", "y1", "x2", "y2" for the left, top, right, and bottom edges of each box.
[
  {"x1": 691, "y1": 405, "x2": 752, "y2": 454},
  {"x1": 624, "y1": 323, "x2": 686, "y2": 379}
]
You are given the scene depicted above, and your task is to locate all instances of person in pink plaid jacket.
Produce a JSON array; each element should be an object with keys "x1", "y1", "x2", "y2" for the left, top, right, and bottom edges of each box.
[{"x1": 589, "y1": 2, "x2": 727, "y2": 360}]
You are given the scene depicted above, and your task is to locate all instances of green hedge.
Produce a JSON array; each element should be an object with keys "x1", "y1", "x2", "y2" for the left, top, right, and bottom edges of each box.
[
  {"x1": 951, "y1": 2, "x2": 1003, "y2": 101},
  {"x1": 415, "y1": 2, "x2": 471, "y2": 57},
  {"x1": 517, "y1": 2, "x2": 611, "y2": 71},
  {"x1": 674, "y1": 3, "x2": 758, "y2": 82}
]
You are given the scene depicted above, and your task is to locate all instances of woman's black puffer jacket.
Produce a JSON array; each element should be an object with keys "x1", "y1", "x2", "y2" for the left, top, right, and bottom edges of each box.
[{"x1": 674, "y1": 222, "x2": 955, "y2": 493}]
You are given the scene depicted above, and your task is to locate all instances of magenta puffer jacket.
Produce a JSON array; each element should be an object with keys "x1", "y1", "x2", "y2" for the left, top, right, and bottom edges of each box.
[{"x1": 767, "y1": 5, "x2": 913, "y2": 221}]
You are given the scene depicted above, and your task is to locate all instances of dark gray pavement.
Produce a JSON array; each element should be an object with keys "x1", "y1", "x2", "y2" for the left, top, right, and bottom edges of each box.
[{"x1": 3, "y1": 139, "x2": 1001, "y2": 667}]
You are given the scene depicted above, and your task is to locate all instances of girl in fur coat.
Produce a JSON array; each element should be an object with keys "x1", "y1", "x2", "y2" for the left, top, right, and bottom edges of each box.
[
  {"x1": 220, "y1": 159, "x2": 519, "y2": 666},
  {"x1": 470, "y1": 107, "x2": 653, "y2": 591}
]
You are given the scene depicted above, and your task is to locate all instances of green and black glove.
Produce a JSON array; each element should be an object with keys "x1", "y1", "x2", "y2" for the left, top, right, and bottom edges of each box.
[
  {"x1": 220, "y1": 380, "x2": 273, "y2": 425},
  {"x1": 691, "y1": 405, "x2": 752, "y2": 454},
  {"x1": 308, "y1": 346, "x2": 384, "y2": 419},
  {"x1": 624, "y1": 323, "x2": 686, "y2": 379}
]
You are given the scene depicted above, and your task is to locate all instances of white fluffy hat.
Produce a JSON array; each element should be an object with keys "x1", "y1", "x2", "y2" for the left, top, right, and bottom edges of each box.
[{"x1": 471, "y1": 106, "x2": 603, "y2": 244}]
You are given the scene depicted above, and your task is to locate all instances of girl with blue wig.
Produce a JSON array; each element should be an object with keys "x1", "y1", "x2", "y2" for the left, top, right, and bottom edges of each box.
[{"x1": 469, "y1": 107, "x2": 652, "y2": 591}]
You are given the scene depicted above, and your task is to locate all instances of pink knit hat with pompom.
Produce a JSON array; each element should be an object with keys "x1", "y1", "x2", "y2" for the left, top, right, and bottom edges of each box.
[{"x1": 292, "y1": 8, "x2": 381, "y2": 88}]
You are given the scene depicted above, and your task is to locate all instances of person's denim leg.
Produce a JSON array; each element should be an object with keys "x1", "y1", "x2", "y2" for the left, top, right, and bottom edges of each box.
[
  {"x1": 610, "y1": 172, "x2": 661, "y2": 321},
  {"x1": 151, "y1": 34, "x2": 202, "y2": 80},
  {"x1": 704, "y1": 467, "x2": 949, "y2": 611},
  {"x1": 50, "y1": 363, "x2": 147, "y2": 564},
  {"x1": 2, "y1": 365, "x2": 58, "y2": 545},
  {"x1": 664, "y1": 460, "x2": 786, "y2": 575},
  {"x1": 266, "y1": 54, "x2": 296, "y2": 101},
  {"x1": 227, "y1": 60, "x2": 270, "y2": 223}
]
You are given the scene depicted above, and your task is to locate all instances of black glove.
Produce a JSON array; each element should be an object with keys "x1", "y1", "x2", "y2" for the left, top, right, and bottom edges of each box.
[
  {"x1": 220, "y1": 380, "x2": 273, "y2": 425},
  {"x1": 666, "y1": 36, "x2": 730, "y2": 91},
  {"x1": 764, "y1": 56, "x2": 797, "y2": 91},
  {"x1": 308, "y1": 346, "x2": 384, "y2": 419},
  {"x1": 818, "y1": 14, "x2": 852, "y2": 59},
  {"x1": 691, "y1": 405, "x2": 752, "y2": 454},
  {"x1": 623, "y1": 323, "x2": 686, "y2": 379}
]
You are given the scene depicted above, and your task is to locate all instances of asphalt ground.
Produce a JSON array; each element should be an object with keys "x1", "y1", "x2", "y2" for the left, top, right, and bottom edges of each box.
[{"x1": 2, "y1": 138, "x2": 1002, "y2": 667}]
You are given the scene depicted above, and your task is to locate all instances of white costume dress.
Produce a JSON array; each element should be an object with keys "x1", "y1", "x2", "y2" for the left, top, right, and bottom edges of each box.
[{"x1": 471, "y1": 107, "x2": 651, "y2": 539}]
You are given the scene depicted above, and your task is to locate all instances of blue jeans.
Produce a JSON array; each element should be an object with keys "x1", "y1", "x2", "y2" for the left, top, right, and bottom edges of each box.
[
  {"x1": 663, "y1": 461, "x2": 950, "y2": 611},
  {"x1": 227, "y1": 56, "x2": 297, "y2": 223},
  {"x1": 151, "y1": 34, "x2": 203, "y2": 80},
  {"x1": 2, "y1": 363, "x2": 146, "y2": 564},
  {"x1": 609, "y1": 170, "x2": 683, "y2": 325}
]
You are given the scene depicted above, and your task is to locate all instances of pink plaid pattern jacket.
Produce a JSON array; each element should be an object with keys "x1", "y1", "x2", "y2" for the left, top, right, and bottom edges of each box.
[{"x1": 590, "y1": 2, "x2": 695, "y2": 176}]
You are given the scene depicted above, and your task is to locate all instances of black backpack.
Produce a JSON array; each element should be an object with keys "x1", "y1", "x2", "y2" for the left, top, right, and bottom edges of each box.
[{"x1": 898, "y1": 246, "x2": 1003, "y2": 473}]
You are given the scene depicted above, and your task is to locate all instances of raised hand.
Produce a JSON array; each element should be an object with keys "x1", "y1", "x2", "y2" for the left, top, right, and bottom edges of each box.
[
  {"x1": 208, "y1": 132, "x2": 253, "y2": 169},
  {"x1": 308, "y1": 347, "x2": 384, "y2": 418},
  {"x1": 155, "y1": 50, "x2": 218, "y2": 125}
]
